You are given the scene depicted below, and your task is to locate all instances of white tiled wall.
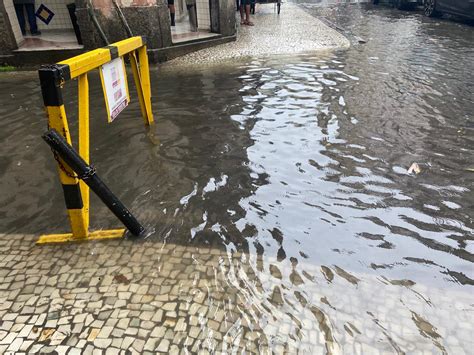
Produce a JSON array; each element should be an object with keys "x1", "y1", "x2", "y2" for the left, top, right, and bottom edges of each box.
[
  {"x1": 3, "y1": 0, "x2": 23, "y2": 45},
  {"x1": 196, "y1": 0, "x2": 210, "y2": 30},
  {"x1": 36, "y1": 0, "x2": 74, "y2": 30}
]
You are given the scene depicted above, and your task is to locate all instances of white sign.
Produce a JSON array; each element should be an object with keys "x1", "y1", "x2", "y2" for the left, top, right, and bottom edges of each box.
[{"x1": 100, "y1": 57, "x2": 130, "y2": 122}]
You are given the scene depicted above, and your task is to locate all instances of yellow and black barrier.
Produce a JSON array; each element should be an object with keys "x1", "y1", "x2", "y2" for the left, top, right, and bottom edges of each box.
[
  {"x1": 38, "y1": 36, "x2": 153, "y2": 244},
  {"x1": 42, "y1": 129, "x2": 145, "y2": 236}
]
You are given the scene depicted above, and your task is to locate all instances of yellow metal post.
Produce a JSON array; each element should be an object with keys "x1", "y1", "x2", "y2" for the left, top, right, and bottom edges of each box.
[
  {"x1": 46, "y1": 105, "x2": 88, "y2": 238},
  {"x1": 138, "y1": 45, "x2": 154, "y2": 125},
  {"x1": 129, "y1": 51, "x2": 150, "y2": 126},
  {"x1": 78, "y1": 73, "x2": 90, "y2": 234}
]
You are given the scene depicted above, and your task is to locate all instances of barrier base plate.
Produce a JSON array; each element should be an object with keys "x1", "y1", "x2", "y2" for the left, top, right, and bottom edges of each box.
[{"x1": 37, "y1": 229, "x2": 126, "y2": 244}]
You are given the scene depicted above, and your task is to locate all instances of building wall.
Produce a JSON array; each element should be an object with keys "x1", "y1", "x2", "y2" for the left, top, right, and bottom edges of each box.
[
  {"x1": 75, "y1": 0, "x2": 172, "y2": 50},
  {"x1": 3, "y1": 0, "x2": 22, "y2": 44},
  {"x1": 218, "y1": 0, "x2": 235, "y2": 36},
  {"x1": 0, "y1": 0, "x2": 236, "y2": 63},
  {"x1": 0, "y1": 0, "x2": 20, "y2": 54},
  {"x1": 210, "y1": 0, "x2": 218, "y2": 32}
]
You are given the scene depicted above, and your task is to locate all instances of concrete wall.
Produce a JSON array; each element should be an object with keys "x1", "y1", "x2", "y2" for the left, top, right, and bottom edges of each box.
[
  {"x1": 0, "y1": 0, "x2": 19, "y2": 55},
  {"x1": 209, "y1": 0, "x2": 236, "y2": 36},
  {"x1": 3, "y1": 0, "x2": 23, "y2": 45},
  {"x1": 75, "y1": 0, "x2": 172, "y2": 50},
  {"x1": 75, "y1": 0, "x2": 235, "y2": 50},
  {"x1": 218, "y1": 0, "x2": 235, "y2": 36}
]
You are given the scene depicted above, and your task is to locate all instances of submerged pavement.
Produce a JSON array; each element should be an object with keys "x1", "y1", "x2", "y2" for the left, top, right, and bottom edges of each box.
[
  {"x1": 1, "y1": 234, "x2": 472, "y2": 354},
  {"x1": 168, "y1": 3, "x2": 350, "y2": 66}
]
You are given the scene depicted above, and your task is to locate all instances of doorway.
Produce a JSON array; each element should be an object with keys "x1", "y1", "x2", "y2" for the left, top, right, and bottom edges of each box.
[
  {"x1": 4, "y1": 0, "x2": 82, "y2": 51},
  {"x1": 170, "y1": 0, "x2": 218, "y2": 44}
]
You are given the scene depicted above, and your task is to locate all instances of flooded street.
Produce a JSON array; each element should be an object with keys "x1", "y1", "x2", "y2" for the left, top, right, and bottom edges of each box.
[{"x1": 1, "y1": 2, "x2": 473, "y2": 354}]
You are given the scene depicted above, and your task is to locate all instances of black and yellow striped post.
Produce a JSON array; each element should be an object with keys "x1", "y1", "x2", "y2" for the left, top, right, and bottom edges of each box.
[{"x1": 38, "y1": 36, "x2": 153, "y2": 244}]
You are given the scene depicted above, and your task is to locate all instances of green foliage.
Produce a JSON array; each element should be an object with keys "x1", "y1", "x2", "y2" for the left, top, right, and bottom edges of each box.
[{"x1": 0, "y1": 65, "x2": 15, "y2": 72}]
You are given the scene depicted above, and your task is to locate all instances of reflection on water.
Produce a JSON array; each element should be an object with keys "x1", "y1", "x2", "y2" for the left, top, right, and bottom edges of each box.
[{"x1": 0, "y1": 3, "x2": 473, "y2": 353}]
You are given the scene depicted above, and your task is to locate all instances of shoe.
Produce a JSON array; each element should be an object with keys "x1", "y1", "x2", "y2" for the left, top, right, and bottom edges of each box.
[{"x1": 30, "y1": 31, "x2": 41, "y2": 36}]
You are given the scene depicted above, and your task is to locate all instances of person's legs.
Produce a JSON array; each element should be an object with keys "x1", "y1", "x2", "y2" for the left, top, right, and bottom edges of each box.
[
  {"x1": 25, "y1": 3, "x2": 39, "y2": 34},
  {"x1": 168, "y1": 0, "x2": 175, "y2": 26},
  {"x1": 245, "y1": 3, "x2": 252, "y2": 25},
  {"x1": 239, "y1": 0, "x2": 245, "y2": 24},
  {"x1": 14, "y1": 4, "x2": 26, "y2": 35},
  {"x1": 242, "y1": 0, "x2": 252, "y2": 26},
  {"x1": 186, "y1": 4, "x2": 198, "y2": 32}
]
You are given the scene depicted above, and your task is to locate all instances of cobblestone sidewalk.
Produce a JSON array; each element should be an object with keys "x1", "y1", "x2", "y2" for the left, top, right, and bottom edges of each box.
[
  {"x1": 1, "y1": 233, "x2": 473, "y2": 354},
  {"x1": 167, "y1": 3, "x2": 350, "y2": 66}
]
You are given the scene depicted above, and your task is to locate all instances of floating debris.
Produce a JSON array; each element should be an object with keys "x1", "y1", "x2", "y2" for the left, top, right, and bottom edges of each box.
[
  {"x1": 113, "y1": 274, "x2": 130, "y2": 285},
  {"x1": 408, "y1": 162, "x2": 421, "y2": 174},
  {"x1": 38, "y1": 328, "x2": 55, "y2": 342}
]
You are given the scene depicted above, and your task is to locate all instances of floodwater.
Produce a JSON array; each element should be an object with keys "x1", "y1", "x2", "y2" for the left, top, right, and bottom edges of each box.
[{"x1": 1, "y1": 2, "x2": 473, "y2": 354}]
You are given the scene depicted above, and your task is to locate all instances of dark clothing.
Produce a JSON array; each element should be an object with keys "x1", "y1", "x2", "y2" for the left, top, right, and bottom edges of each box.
[
  {"x1": 14, "y1": 3, "x2": 38, "y2": 35},
  {"x1": 186, "y1": 4, "x2": 198, "y2": 32},
  {"x1": 13, "y1": 0, "x2": 35, "y2": 4}
]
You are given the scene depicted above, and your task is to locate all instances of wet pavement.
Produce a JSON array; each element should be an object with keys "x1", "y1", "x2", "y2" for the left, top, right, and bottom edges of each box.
[
  {"x1": 0, "y1": 1, "x2": 474, "y2": 354},
  {"x1": 169, "y1": 3, "x2": 349, "y2": 65}
]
